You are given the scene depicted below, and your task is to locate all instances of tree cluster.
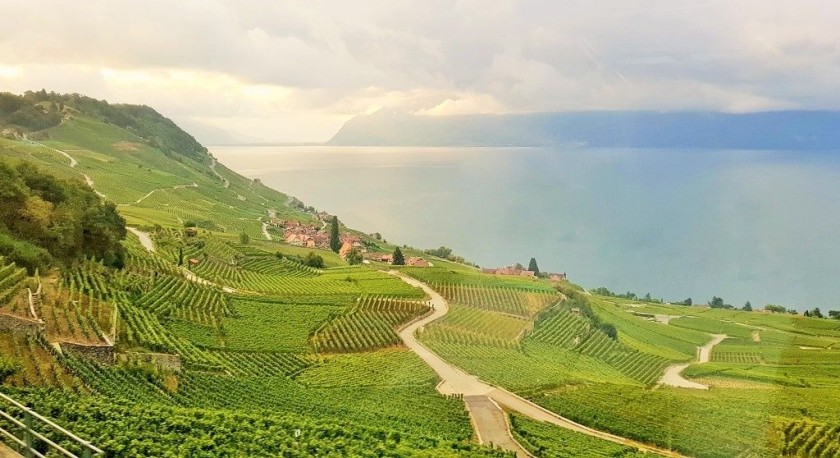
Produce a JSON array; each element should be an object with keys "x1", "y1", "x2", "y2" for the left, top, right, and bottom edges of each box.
[
  {"x1": 2, "y1": 90, "x2": 207, "y2": 161},
  {"x1": 422, "y1": 246, "x2": 472, "y2": 265},
  {"x1": 0, "y1": 160, "x2": 126, "y2": 272},
  {"x1": 0, "y1": 92, "x2": 62, "y2": 133},
  {"x1": 591, "y1": 287, "x2": 663, "y2": 304}
]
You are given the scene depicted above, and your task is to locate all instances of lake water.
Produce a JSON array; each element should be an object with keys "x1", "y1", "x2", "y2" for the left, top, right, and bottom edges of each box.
[{"x1": 212, "y1": 145, "x2": 840, "y2": 311}]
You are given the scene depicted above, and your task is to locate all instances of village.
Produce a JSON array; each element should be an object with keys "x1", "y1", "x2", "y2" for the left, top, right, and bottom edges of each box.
[
  {"x1": 270, "y1": 215, "x2": 432, "y2": 266},
  {"x1": 481, "y1": 266, "x2": 567, "y2": 282}
]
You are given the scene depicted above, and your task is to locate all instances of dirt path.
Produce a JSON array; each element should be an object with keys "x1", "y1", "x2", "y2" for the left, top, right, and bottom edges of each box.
[
  {"x1": 698, "y1": 334, "x2": 727, "y2": 363},
  {"x1": 127, "y1": 227, "x2": 155, "y2": 252},
  {"x1": 260, "y1": 220, "x2": 272, "y2": 241},
  {"x1": 390, "y1": 271, "x2": 686, "y2": 458},
  {"x1": 209, "y1": 158, "x2": 230, "y2": 188},
  {"x1": 659, "y1": 334, "x2": 727, "y2": 390},
  {"x1": 127, "y1": 227, "x2": 236, "y2": 294}
]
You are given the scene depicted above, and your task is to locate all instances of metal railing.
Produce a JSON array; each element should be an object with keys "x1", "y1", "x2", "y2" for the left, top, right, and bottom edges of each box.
[{"x1": 0, "y1": 392, "x2": 103, "y2": 458}]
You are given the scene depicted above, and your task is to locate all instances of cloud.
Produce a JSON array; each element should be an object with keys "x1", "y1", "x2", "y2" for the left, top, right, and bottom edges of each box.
[{"x1": 1, "y1": 0, "x2": 839, "y2": 141}]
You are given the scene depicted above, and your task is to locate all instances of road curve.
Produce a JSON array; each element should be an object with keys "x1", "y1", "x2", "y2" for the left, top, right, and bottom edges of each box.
[
  {"x1": 659, "y1": 333, "x2": 727, "y2": 390},
  {"x1": 389, "y1": 271, "x2": 686, "y2": 458}
]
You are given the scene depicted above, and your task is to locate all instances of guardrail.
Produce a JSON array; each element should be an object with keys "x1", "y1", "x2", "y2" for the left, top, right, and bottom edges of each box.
[{"x1": 0, "y1": 392, "x2": 103, "y2": 458}]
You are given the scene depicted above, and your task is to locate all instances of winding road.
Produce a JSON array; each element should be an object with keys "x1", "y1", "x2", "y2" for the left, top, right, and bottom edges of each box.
[
  {"x1": 390, "y1": 271, "x2": 686, "y2": 458},
  {"x1": 658, "y1": 334, "x2": 727, "y2": 390}
]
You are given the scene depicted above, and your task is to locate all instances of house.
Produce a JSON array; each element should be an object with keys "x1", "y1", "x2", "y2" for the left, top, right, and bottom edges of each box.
[
  {"x1": 482, "y1": 266, "x2": 538, "y2": 279},
  {"x1": 339, "y1": 241, "x2": 354, "y2": 259},
  {"x1": 285, "y1": 233, "x2": 304, "y2": 246},
  {"x1": 548, "y1": 272, "x2": 567, "y2": 281},
  {"x1": 364, "y1": 253, "x2": 393, "y2": 263},
  {"x1": 340, "y1": 234, "x2": 362, "y2": 245},
  {"x1": 407, "y1": 257, "x2": 430, "y2": 267}
]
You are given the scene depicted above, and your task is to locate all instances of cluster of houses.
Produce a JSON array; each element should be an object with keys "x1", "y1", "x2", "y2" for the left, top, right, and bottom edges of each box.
[
  {"x1": 273, "y1": 219, "x2": 332, "y2": 249},
  {"x1": 362, "y1": 252, "x2": 431, "y2": 267},
  {"x1": 481, "y1": 266, "x2": 567, "y2": 281}
]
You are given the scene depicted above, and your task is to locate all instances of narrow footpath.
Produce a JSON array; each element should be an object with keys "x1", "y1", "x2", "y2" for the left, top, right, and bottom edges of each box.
[
  {"x1": 390, "y1": 272, "x2": 685, "y2": 458},
  {"x1": 127, "y1": 227, "x2": 236, "y2": 294}
]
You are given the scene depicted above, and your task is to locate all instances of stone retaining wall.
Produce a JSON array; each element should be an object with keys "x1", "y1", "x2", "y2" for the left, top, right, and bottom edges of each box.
[
  {"x1": 0, "y1": 313, "x2": 44, "y2": 335},
  {"x1": 60, "y1": 341, "x2": 115, "y2": 365},
  {"x1": 121, "y1": 352, "x2": 182, "y2": 373}
]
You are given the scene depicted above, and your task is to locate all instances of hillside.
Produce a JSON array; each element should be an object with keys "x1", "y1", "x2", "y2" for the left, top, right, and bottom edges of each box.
[
  {"x1": 328, "y1": 110, "x2": 840, "y2": 149},
  {"x1": 0, "y1": 92, "x2": 838, "y2": 457}
]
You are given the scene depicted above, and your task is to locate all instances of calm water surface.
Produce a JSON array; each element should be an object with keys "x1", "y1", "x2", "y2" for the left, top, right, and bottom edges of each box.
[{"x1": 212, "y1": 145, "x2": 840, "y2": 311}]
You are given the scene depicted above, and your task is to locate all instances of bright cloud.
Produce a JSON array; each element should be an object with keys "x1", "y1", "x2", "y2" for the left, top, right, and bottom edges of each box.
[{"x1": 1, "y1": 0, "x2": 838, "y2": 142}]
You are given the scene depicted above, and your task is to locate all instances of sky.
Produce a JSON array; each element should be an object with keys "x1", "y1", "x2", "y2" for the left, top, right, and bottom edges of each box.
[{"x1": 2, "y1": 0, "x2": 839, "y2": 142}]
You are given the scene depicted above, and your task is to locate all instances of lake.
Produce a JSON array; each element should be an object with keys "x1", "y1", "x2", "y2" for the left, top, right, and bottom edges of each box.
[{"x1": 212, "y1": 145, "x2": 840, "y2": 311}]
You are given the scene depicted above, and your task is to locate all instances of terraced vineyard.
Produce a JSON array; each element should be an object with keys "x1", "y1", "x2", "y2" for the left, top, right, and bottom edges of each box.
[
  {"x1": 0, "y1": 257, "x2": 27, "y2": 313},
  {"x1": 211, "y1": 350, "x2": 315, "y2": 377},
  {"x1": 778, "y1": 418, "x2": 840, "y2": 457},
  {"x1": 134, "y1": 274, "x2": 232, "y2": 327},
  {"x1": 312, "y1": 295, "x2": 430, "y2": 353},
  {"x1": 118, "y1": 303, "x2": 224, "y2": 370},
  {"x1": 510, "y1": 414, "x2": 648, "y2": 457},
  {"x1": 434, "y1": 282, "x2": 559, "y2": 317},
  {"x1": 528, "y1": 307, "x2": 670, "y2": 386},
  {"x1": 0, "y1": 334, "x2": 79, "y2": 389}
]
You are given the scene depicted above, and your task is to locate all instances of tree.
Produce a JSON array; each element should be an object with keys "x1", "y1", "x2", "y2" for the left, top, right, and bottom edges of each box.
[
  {"x1": 424, "y1": 246, "x2": 453, "y2": 259},
  {"x1": 527, "y1": 257, "x2": 540, "y2": 275},
  {"x1": 829, "y1": 310, "x2": 840, "y2": 320},
  {"x1": 765, "y1": 304, "x2": 786, "y2": 313},
  {"x1": 683, "y1": 298, "x2": 693, "y2": 306},
  {"x1": 392, "y1": 247, "x2": 405, "y2": 265},
  {"x1": 303, "y1": 252, "x2": 324, "y2": 269},
  {"x1": 709, "y1": 296, "x2": 725, "y2": 308},
  {"x1": 346, "y1": 248, "x2": 363, "y2": 265},
  {"x1": 809, "y1": 307, "x2": 824, "y2": 318},
  {"x1": 329, "y1": 216, "x2": 341, "y2": 253},
  {"x1": 239, "y1": 231, "x2": 250, "y2": 245},
  {"x1": 598, "y1": 323, "x2": 618, "y2": 340},
  {"x1": 743, "y1": 301, "x2": 752, "y2": 311}
]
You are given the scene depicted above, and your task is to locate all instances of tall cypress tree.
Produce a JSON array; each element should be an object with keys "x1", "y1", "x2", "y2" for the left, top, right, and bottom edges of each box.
[
  {"x1": 329, "y1": 216, "x2": 341, "y2": 253},
  {"x1": 527, "y1": 257, "x2": 540, "y2": 275},
  {"x1": 392, "y1": 247, "x2": 405, "y2": 265}
]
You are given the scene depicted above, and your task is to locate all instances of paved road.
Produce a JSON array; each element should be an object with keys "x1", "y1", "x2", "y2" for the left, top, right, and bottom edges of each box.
[
  {"x1": 389, "y1": 271, "x2": 686, "y2": 457},
  {"x1": 465, "y1": 396, "x2": 531, "y2": 457}
]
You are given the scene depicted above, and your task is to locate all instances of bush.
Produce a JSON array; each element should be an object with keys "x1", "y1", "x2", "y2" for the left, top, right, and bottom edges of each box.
[
  {"x1": 304, "y1": 252, "x2": 324, "y2": 269},
  {"x1": 0, "y1": 231, "x2": 52, "y2": 274},
  {"x1": 0, "y1": 358, "x2": 20, "y2": 383}
]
